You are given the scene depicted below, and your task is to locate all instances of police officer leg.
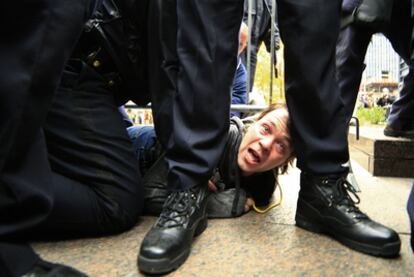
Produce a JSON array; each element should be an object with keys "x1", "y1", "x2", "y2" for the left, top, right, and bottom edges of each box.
[
  {"x1": 0, "y1": 0, "x2": 96, "y2": 275},
  {"x1": 383, "y1": 0, "x2": 414, "y2": 138},
  {"x1": 139, "y1": 0, "x2": 243, "y2": 274},
  {"x1": 277, "y1": 0, "x2": 400, "y2": 257}
]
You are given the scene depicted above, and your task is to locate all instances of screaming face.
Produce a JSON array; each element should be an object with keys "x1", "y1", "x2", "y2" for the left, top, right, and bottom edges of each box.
[{"x1": 237, "y1": 109, "x2": 293, "y2": 176}]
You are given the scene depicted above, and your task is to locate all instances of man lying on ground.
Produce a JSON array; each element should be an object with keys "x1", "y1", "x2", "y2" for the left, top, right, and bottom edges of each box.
[{"x1": 127, "y1": 104, "x2": 295, "y2": 217}]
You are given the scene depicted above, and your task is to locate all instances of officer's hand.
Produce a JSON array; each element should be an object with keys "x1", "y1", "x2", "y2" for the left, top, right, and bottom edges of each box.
[
  {"x1": 208, "y1": 180, "x2": 218, "y2": 193},
  {"x1": 244, "y1": 197, "x2": 255, "y2": 212}
]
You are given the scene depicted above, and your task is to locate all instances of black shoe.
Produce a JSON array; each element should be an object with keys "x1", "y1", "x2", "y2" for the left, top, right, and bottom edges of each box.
[
  {"x1": 24, "y1": 259, "x2": 88, "y2": 277},
  {"x1": 295, "y1": 172, "x2": 401, "y2": 257},
  {"x1": 384, "y1": 124, "x2": 414, "y2": 139},
  {"x1": 138, "y1": 185, "x2": 209, "y2": 274}
]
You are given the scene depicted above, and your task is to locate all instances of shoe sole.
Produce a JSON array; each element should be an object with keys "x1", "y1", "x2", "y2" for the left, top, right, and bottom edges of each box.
[
  {"x1": 138, "y1": 217, "x2": 208, "y2": 275},
  {"x1": 295, "y1": 214, "x2": 400, "y2": 258},
  {"x1": 384, "y1": 129, "x2": 414, "y2": 139}
]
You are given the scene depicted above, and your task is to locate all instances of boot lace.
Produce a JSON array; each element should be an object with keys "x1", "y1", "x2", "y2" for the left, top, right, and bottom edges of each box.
[
  {"x1": 334, "y1": 177, "x2": 367, "y2": 219},
  {"x1": 156, "y1": 189, "x2": 197, "y2": 228}
]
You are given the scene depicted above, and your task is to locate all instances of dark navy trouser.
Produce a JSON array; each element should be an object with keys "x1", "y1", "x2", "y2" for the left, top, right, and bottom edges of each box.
[
  {"x1": 0, "y1": 59, "x2": 144, "y2": 276},
  {"x1": 148, "y1": 0, "x2": 244, "y2": 190},
  {"x1": 1, "y1": 1, "x2": 95, "y2": 275},
  {"x1": 42, "y1": 61, "x2": 144, "y2": 237},
  {"x1": 278, "y1": 0, "x2": 349, "y2": 174},
  {"x1": 149, "y1": 0, "x2": 351, "y2": 193},
  {"x1": 408, "y1": 183, "x2": 414, "y2": 253}
]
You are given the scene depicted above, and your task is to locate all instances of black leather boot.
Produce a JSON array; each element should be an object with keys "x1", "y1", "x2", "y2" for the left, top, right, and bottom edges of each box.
[
  {"x1": 383, "y1": 124, "x2": 414, "y2": 139},
  {"x1": 295, "y1": 172, "x2": 401, "y2": 257},
  {"x1": 138, "y1": 185, "x2": 210, "y2": 274}
]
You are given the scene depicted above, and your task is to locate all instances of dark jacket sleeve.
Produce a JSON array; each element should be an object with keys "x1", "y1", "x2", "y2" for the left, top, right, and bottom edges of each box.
[{"x1": 241, "y1": 171, "x2": 275, "y2": 207}]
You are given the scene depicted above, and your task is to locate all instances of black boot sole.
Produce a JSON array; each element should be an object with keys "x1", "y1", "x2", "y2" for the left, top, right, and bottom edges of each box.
[
  {"x1": 295, "y1": 213, "x2": 401, "y2": 258},
  {"x1": 384, "y1": 128, "x2": 414, "y2": 139},
  {"x1": 138, "y1": 217, "x2": 208, "y2": 275}
]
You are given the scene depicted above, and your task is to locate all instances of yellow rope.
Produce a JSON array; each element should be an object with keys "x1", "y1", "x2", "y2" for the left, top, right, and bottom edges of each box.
[{"x1": 252, "y1": 171, "x2": 283, "y2": 214}]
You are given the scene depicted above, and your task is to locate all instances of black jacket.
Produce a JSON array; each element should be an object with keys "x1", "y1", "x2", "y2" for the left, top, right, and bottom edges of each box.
[
  {"x1": 72, "y1": 0, "x2": 150, "y2": 106},
  {"x1": 143, "y1": 117, "x2": 276, "y2": 208},
  {"x1": 243, "y1": 0, "x2": 280, "y2": 51}
]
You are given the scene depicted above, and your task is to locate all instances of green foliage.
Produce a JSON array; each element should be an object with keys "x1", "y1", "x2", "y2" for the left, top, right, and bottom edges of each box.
[
  {"x1": 253, "y1": 43, "x2": 387, "y2": 126},
  {"x1": 356, "y1": 107, "x2": 387, "y2": 125},
  {"x1": 253, "y1": 44, "x2": 285, "y2": 104}
]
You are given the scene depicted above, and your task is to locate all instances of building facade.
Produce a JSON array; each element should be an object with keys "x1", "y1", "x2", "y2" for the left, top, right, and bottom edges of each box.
[{"x1": 362, "y1": 34, "x2": 401, "y2": 84}]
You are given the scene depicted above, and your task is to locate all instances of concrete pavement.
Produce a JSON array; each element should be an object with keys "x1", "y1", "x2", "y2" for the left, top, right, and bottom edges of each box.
[{"x1": 33, "y1": 159, "x2": 414, "y2": 276}]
